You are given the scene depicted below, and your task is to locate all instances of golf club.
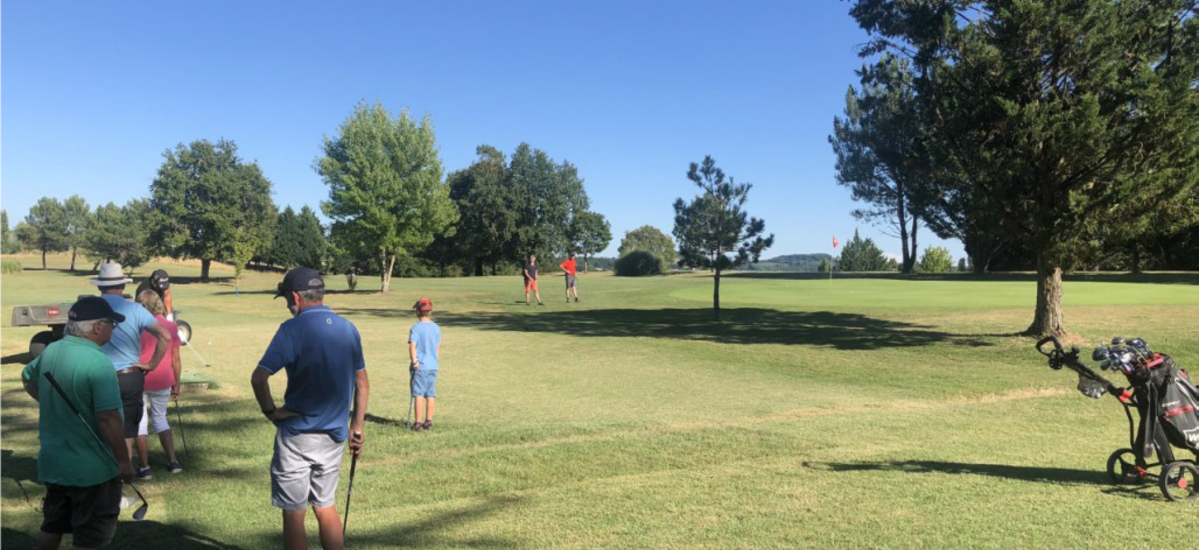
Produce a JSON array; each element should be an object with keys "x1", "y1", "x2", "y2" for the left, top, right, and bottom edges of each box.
[
  {"x1": 173, "y1": 395, "x2": 189, "y2": 458},
  {"x1": 182, "y1": 338, "x2": 212, "y2": 367},
  {"x1": 406, "y1": 369, "x2": 415, "y2": 429},
  {"x1": 342, "y1": 431, "x2": 361, "y2": 535},
  {"x1": 43, "y1": 372, "x2": 149, "y2": 521}
]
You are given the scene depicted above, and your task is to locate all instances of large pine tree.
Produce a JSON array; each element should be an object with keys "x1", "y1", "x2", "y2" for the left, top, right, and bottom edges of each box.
[{"x1": 849, "y1": 0, "x2": 1197, "y2": 336}]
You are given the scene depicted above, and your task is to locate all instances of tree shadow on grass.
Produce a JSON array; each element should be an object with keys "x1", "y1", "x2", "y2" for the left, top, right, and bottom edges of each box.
[
  {"x1": 807, "y1": 460, "x2": 1106, "y2": 485},
  {"x1": 116, "y1": 520, "x2": 252, "y2": 550},
  {"x1": 279, "y1": 494, "x2": 523, "y2": 549},
  {"x1": 402, "y1": 308, "x2": 996, "y2": 350},
  {"x1": 806, "y1": 459, "x2": 1170, "y2": 501},
  {"x1": 727, "y1": 271, "x2": 1199, "y2": 285},
  {"x1": 0, "y1": 527, "x2": 38, "y2": 550}
]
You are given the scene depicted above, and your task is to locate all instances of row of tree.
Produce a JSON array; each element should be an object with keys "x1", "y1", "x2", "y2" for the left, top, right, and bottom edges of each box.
[
  {"x1": 832, "y1": 0, "x2": 1197, "y2": 335},
  {"x1": 4, "y1": 103, "x2": 622, "y2": 293}
]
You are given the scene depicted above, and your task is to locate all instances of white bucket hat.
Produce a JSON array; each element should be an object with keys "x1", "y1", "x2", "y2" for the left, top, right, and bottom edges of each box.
[{"x1": 90, "y1": 262, "x2": 134, "y2": 287}]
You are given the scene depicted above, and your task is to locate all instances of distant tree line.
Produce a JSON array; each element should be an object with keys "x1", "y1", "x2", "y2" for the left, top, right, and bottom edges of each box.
[{"x1": 4, "y1": 102, "x2": 614, "y2": 293}]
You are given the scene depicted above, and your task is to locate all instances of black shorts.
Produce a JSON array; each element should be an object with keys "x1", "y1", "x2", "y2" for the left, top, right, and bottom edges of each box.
[
  {"x1": 117, "y1": 370, "x2": 145, "y2": 438},
  {"x1": 41, "y1": 477, "x2": 122, "y2": 548}
]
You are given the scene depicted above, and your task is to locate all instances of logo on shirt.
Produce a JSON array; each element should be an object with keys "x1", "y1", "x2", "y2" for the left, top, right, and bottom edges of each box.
[{"x1": 326, "y1": 318, "x2": 333, "y2": 325}]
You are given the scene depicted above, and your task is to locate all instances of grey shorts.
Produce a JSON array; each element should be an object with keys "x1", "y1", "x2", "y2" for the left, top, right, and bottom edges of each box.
[
  {"x1": 565, "y1": 274, "x2": 577, "y2": 288},
  {"x1": 270, "y1": 430, "x2": 345, "y2": 510}
]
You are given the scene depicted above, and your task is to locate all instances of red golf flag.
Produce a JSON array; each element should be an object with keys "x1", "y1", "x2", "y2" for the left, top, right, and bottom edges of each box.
[{"x1": 832, "y1": 236, "x2": 839, "y2": 248}]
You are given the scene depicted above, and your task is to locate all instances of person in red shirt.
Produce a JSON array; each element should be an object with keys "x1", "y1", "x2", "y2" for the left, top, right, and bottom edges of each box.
[{"x1": 560, "y1": 253, "x2": 579, "y2": 303}]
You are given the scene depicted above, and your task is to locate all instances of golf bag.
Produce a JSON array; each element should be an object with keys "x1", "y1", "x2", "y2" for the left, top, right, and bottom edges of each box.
[
  {"x1": 1036, "y1": 336, "x2": 1198, "y2": 501},
  {"x1": 1148, "y1": 357, "x2": 1199, "y2": 453}
]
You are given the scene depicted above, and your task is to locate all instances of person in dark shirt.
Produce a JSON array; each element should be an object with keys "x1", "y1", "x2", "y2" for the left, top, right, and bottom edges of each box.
[
  {"x1": 135, "y1": 269, "x2": 173, "y2": 319},
  {"x1": 523, "y1": 255, "x2": 543, "y2": 306}
]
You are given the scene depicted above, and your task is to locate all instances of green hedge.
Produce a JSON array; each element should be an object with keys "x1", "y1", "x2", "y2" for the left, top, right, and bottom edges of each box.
[{"x1": 615, "y1": 251, "x2": 663, "y2": 276}]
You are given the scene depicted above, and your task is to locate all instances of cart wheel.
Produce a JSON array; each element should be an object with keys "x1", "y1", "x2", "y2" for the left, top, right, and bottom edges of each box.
[
  {"x1": 1106, "y1": 449, "x2": 1145, "y2": 485},
  {"x1": 176, "y1": 320, "x2": 192, "y2": 345},
  {"x1": 1159, "y1": 461, "x2": 1198, "y2": 502},
  {"x1": 29, "y1": 331, "x2": 57, "y2": 359}
]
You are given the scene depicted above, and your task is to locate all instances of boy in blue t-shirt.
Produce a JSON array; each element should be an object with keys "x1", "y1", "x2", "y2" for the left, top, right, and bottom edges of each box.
[{"x1": 408, "y1": 298, "x2": 441, "y2": 432}]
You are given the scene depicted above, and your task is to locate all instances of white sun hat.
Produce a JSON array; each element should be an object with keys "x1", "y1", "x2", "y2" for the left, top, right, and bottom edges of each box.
[{"x1": 90, "y1": 262, "x2": 134, "y2": 287}]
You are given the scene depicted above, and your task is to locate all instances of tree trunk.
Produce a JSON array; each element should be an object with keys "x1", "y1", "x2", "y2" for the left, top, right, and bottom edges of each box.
[
  {"x1": 42, "y1": 247, "x2": 48, "y2": 270},
  {"x1": 474, "y1": 258, "x2": 484, "y2": 277},
  {"x1": 908, "y1": 216, "x2": 919, "y2": 273},
  {"x1": 898, "y1": 195, "x2": 912, "y2": 274},
  {"x1": 1026, "y1": 253, "x2": 1066, "y2": 337},
  {"x1": 583, "y1": 254, "x2": 590, "y2": 273},
  {"x1": 1130, "y1": 242, "x2": 1142, "y2": 274},
  {"x1": 201, "y1": 259, "x2": 211, "y2": 282},
  {"x1": 713, "y1": 268, "x2": 722, "y2": 321},
  {"x1": 380, "y1": 253, "x2": 396, "y2": 293},
  {"x1": 70, "y1": 247, "x2": 77, "y2": 271}
]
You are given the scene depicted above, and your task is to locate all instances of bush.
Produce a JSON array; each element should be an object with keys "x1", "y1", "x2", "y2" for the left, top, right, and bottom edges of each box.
[
  {"x1": 919, "y1": 246, "x2": 954, "y2": 273},
  {"x1": 1, "y1": 259, "x2": 22, "y2": 274},
  {"x1": 615, "y1": 251, "x2": 663, "y2": 276}
]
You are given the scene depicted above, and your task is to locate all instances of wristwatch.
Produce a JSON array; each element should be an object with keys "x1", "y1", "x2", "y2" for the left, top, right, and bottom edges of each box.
[{"x1": 262, "y1": 406, "x2": 277, "y2": 418}]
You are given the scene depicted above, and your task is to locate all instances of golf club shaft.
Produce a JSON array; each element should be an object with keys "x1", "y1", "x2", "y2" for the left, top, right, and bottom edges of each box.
[
  {"x1": 183, "y1": 339, "x2": 211, "y2": 367},
  {"x1": 43, "y1": 373, "x2": 149, "y2": 508},
  {"x1": 342, "y1": 435, "x2": 360, "y2": 534},
  {"x1": 174, "y1": 395, "x2": 189, "y2": 458}
]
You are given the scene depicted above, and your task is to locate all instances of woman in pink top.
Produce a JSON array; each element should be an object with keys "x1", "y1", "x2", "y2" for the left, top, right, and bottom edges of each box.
[{"x1": 135, "y1": 290, "x2": 184, "y2": 476}]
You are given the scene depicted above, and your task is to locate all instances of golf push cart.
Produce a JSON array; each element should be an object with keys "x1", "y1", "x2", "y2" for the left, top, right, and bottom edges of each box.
[
  {"x1": 1036, "y1": 335, "x2": 1199, "y2": 501},
  {"x1": 11, "y1": 297, "x2": 194, "y2": 359}
]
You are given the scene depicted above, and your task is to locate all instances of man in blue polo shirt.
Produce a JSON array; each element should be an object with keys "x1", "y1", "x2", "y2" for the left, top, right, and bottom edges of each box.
[
  {"x1": 91, "y1": 262, "x2": 173, "y2": 480},
  {"x1": 251, "y1": 267, "x2": 369, "y2": 550}
]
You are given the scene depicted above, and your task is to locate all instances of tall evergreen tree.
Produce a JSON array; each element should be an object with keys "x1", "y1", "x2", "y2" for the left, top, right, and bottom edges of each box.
[
  {"x1": 837, "y1": 229, "x2": 890, "y2": 271},
  {"x1": 849, "y1": 0, "x2": 1198, "y2": 336},
  {"x1": 673, "y1": 156, "x2": 774, "y2": 320},
  {"x1": 830, "y1": 54, "x2": 924, "y2": 273}
]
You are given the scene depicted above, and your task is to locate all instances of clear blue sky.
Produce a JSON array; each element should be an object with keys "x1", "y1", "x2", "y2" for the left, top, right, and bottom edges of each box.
[{"x1": 2, "y1": 0, "x2": 964, "y2": 261}]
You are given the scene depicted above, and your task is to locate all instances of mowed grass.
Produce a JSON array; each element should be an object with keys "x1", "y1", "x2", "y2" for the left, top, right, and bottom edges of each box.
[{"x1": 2, "y1": 254, "x2": 1196, "y2": 550}]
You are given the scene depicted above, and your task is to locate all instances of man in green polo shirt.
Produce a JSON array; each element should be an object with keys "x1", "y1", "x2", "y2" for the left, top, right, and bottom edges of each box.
[{"x1": 22, "y1": 296, "x2": 134, "y2": 550}]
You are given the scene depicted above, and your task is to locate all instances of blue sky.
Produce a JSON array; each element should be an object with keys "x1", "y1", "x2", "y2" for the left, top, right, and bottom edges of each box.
[{"x1": 2, "y1": 0, "x2": 964, "y2": 261}]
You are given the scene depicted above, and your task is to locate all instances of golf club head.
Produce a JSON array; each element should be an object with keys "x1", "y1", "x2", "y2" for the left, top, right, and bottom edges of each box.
[
  {"x1": 1092, "y1": 348, "x2": 1110, "y2": 362},
  {"x1": 1111, "y1": 336, "x2": 1127, "y2": 345},
  {"x1": 124, "y1": 483, "x2": 149, "y2": 521}
]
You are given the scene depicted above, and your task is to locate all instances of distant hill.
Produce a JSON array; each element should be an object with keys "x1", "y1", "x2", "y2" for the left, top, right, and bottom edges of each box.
[{"x1": 743, "y1": 253, "x2": 832, "y2": 272}]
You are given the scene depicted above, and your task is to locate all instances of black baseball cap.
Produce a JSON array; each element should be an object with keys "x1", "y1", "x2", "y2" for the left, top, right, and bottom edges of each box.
[
  {"x1": 275, "y1": 267, "x2": 324, "y2": 299},
  {"x1": 150, "y1": 269, "x2": 170, "y2": 290},
  {"x1": 69, "y1": 296, "x2": 126, "y2": 323}
]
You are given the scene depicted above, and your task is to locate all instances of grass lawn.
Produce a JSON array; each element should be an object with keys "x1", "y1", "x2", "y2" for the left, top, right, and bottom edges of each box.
[{"x1": 2, "y1": 254, "x2": 1196, "y2": 549}]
